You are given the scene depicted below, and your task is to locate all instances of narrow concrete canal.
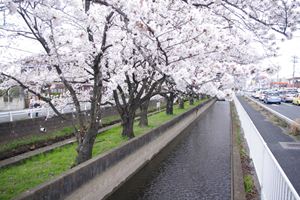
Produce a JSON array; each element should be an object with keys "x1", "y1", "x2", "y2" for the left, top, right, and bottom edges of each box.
[{"x1": 107, "y1": 102, "x2": 231, "y2": 200}]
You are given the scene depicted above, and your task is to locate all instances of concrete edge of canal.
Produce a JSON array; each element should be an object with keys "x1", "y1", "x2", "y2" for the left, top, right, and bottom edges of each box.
[
  {"x1": 15, "y1": 99, "x2": 215, "y2": 200},
  {"x1": 230, "y1": 102, "x2": 247, "y2": 200}
]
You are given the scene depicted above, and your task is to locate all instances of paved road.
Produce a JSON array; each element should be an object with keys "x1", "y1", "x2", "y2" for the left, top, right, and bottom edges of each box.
[
  {"x1": 250, "y1": 97, "x2": 300, "y2": 121},
  {"x1": 107, "y1": 102, "x2": 232, "y2": 200},
  {"x1": 238, "y1": 96, "x2": 300, "y2": 193}
]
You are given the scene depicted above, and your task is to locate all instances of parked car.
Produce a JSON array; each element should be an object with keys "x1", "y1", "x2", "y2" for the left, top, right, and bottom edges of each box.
[
  {"x1": 259, "y1": 91, "x2": 268, "y2": 101},
  {"x1": 292, "y1": 93, "x2": 300, "y2": 105},
  {"x1": 282, "y1": 92, "x2": 297, "y2": 103},
  {"x1": 264, "y1": 92, "x2": 281, "y2": 104},
  {"x1": 253, "y1": 91, "x2": 260, "y2": 99},
  {"x1": 278, "y1": 90, "x2": 286, "y2": 100}
]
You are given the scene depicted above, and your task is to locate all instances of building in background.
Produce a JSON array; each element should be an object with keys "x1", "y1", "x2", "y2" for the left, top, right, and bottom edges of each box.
[{"x1": 287, "y1": 77, "x2": 300, "y2": 88}]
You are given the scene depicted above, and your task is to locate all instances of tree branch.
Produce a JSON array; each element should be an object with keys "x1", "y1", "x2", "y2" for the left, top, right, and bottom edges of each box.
[{"x1": 1, "y1": 72, "x2": 64, "y2": 118}]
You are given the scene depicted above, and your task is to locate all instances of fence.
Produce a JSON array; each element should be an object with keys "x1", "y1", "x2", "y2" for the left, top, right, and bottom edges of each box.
[
  {"x1": 0, "y1": 103, "x2": 91, "y2": 123},
  {"x1": 233, "y1": 95, "x2": 300, "y2": 200}
]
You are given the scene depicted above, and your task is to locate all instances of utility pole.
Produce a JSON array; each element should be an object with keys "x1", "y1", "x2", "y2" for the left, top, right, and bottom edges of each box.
[{"x1": 292, "y1": 56, "x2": 298, "y2": 88}]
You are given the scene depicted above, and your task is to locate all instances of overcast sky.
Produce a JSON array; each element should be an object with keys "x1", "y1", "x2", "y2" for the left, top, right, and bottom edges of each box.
[{"x1": 269, "y1": 33, "x2": 300, "y2": 79}]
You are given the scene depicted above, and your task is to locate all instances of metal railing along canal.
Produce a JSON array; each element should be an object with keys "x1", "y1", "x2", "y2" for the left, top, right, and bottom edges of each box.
[{"x1": 233, "y1": 95, "x2": 300, "y2": 200}]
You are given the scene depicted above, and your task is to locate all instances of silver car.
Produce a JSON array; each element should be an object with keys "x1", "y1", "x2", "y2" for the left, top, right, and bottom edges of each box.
[
  {"x1": 282, "y1": 92, "x2": 296, "y2": 103},
  {"x1": 264, "y1": 92, "x2": 281, "y2": 104}
]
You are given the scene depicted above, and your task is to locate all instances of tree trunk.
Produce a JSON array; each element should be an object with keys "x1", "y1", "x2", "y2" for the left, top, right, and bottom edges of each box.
[
  {"x1": 166, "y1": 92, "x2": 174, "y2": 115},
  {"x1": 179, "y1": 97, "x2": 184, "y2": 109},
  {"x1": 121, "y1": 113, "x2": 135, "y2": 138},
  {"x1": 189, "y1": 95, "x2": 194, "y2": 105},
  {"x1": 139, "y1": 100, "x2": 149, "y2": 127},
  {"x1": 76, "y1": 126, "x2": 98, "y2": 165}
]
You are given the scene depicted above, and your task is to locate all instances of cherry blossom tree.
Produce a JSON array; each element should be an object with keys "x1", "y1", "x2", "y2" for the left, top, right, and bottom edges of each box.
[
  {"x1": 0, "y1": 0, "x2": 299, "y2": 165},
  {"x1": 0, "y1": 0, "x2": 126, "y2": 164}
]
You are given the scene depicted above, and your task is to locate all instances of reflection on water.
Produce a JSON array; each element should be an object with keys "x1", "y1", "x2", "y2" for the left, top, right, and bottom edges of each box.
[{"x1": 0, "y1": 96, "x2": 25, "y2": 111}]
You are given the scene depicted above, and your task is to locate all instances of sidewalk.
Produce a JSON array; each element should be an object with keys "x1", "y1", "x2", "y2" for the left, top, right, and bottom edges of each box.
[{"x1": 238, "y1": 96, "x2": 300, "y2": 194}]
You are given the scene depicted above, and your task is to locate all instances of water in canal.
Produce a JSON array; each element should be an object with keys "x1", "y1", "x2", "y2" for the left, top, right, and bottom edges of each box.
[{"x1": 107, "y1": 102, "x2": 231, "y2": 200}]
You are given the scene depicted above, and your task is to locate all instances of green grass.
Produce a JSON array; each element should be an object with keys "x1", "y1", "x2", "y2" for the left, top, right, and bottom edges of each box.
[
  {"x1": 0, "y1": 127, "x2": 75, "y2": 155},
  {"x1": 0, "y1": 99, "x2": 207, "y2": 200},
  {"x1": 232, "y1": 102, "x2": 256, "y2": 196},
  {"x1": 244, "y1": 174, "x2": 254, "y2": 193}
]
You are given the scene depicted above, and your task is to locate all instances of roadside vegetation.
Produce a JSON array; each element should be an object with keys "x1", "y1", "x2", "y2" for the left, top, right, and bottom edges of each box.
[
  {"x1": 244, "y1": 175, "x2": 255, "y2": 194},
  {"x1": 231, "y1": 102, "x2": 259, "y2": 200},
  {"x1": 0, "y1": 100, "x2": 205, "y2": 200}
]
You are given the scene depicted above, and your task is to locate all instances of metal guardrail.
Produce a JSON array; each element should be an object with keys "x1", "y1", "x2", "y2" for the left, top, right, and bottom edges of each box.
[
  {"x1": 0, "y1": 103, "x2": 91, "y2": 123},
  {"x1": 244, "y1": 95, "x2": 298, "y2": 126},
  {"x1": 234, "y1": 95, "x2": 300, "y2": 200}
]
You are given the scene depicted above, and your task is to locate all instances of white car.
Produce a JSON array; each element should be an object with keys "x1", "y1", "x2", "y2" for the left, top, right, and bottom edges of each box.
[
  {"x1": 253, "y1": 92, "x2": 260, "y2": 99},
  {"x1": 259, "y1": 91, "x2": 267, "y2": 101}
]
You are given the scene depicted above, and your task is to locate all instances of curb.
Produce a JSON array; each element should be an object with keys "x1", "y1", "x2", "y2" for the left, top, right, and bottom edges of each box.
[{"x1": 230, "y1": 102, "x2": 246, "y2": 200}]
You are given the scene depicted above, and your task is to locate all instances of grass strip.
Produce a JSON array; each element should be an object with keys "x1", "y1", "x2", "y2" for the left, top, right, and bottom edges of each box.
[
  {"x1": 231, "y1": 102, "x2": 258, "y2": 200},
  {"x1": 244, "y1": 175, "x2": 254, "y2": 194},
  {"x1": 0, "y1": 100, "x2": 206, "y2": 200}
]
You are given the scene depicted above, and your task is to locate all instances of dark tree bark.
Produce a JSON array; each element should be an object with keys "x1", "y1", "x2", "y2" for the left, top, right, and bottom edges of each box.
[
  {"x1": 139, "y1": 99, "x2": 150, "y2": 127},
  {"x1": 178, "y1": 97, "x2": 184, "y2": 109},
  {"x1": 121, "y1": 111, "x2": 135, "y2": 138},
  {"x1": 113, "y1": 72, "x2": 165, "y2": 138},
  {"x1": 165, "y1": 92, "x2": 174, "y2": 115},
  {"x1": 189, "y1": 95, "x2": 194, "y2": 105},
  {"x1": 113, "y1": 83, "x2": 139, "y2": 138},
  {"x1": 76, "y1": 124, "x2": 98, "y2": 164}
]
